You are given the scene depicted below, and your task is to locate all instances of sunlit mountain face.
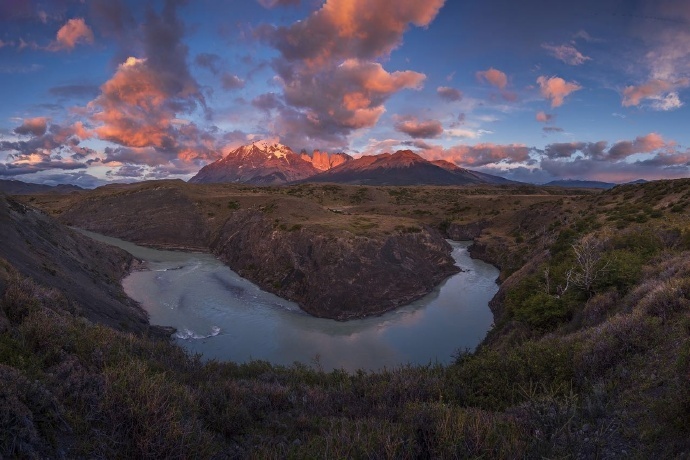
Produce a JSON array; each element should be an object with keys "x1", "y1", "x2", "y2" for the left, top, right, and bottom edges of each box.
[{"x1": 1, "y1": 0, "x2": 690, "y2": 188}]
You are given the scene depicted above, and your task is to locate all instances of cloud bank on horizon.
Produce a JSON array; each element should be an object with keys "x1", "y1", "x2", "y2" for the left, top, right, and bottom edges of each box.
[{"x1": 1, "y1": 0, "x2": 690, "y2": 187}]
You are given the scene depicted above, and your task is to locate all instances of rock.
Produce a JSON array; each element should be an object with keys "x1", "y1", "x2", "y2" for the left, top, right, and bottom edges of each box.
[{"x1": 211, "y1": 210, "x2": 459, "y2": 319}]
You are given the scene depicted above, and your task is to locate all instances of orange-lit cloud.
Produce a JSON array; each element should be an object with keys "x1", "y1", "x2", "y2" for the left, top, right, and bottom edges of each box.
[
  {"x1": 622, "y1": 78, "x2": 689, "y2": 110},
  {"x1": 394, "y1": 116, "x2": 443, "y2": 139},
  {"x1": 13, "y1": 117, "x2": 49, "y2": 136},
  {"x1": 48, "y1": 18, "x2": 94, "y2": 51},
  {"x1": 476, "y1": 68, "x2": 508, "y2": 89},
  {"x1": 260, "y1": 0, "x2": 445, "y2": 146},
  {"x1": 421, "y1": 142, "x2": 531, "y2": 167},
  {"x1": 536, "y1": 75, "x2": 582, "y2": 107},
  {"x1": 608, "y1": 132, "x2": 667, "y2": 159}
]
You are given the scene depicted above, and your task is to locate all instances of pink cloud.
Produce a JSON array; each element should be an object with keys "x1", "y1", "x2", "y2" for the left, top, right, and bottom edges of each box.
[
  {"x1": 48, "y1": 18, "x2": 94, "y2": 51},
  {"x1": 536, "y1": 75, "x2": 582, "y2": 107},
  {"x1": 535, "y1": 111, "x2": 554, "y2": 123},
  {"x1": 541, "y1": 43, "x2": 591, "y2": 65},
  {"x1": 476, "y1": 68, "x2": 508, "y2": 89},
  {"x1": 622, "y1": 78, "x2": 689, "y2": 110},
  {"x1": 261, "y1": 0, "x2": 445, "y2": 146},
  {"x1": 394, "y1": 116, "x2": 443, "y2": 139},
  {"x1": 608, "y1": 133, "x2": 667, "y2": 159},
  {"x1": 13, "y1": 117, "x2": 49, "y2": 136},
  {"x1": 421, "y1": 142, "x2": 531, "y2": 167}
]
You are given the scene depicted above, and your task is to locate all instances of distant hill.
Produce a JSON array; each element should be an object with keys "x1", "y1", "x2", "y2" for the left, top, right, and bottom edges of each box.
[
  {"x1": 305, "y1": 150, "x2": 514, "y2": 186},
  {"x1": 543, "y1": 179, "x2": 650, "y2": 189},
  {"x1": 0, "y1": 179, "x2": 83, "y2": 195},
  {"x1": 543, "y1": 180, "x2": 616, "y2": 189}
]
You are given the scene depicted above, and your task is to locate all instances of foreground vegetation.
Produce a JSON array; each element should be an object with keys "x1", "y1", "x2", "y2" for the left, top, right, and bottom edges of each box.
[{"x1": 2, "y1": 179, "x2": 690, "y2": 458}]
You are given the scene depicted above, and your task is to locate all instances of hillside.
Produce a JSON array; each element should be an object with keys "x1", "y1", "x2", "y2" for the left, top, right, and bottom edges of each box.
[
  {"x1": 0, "y1": 193, "x2": 155, "y2": 334},
  {"x1": 2, "y1": 179, "x2": 690, "y2": 457}
]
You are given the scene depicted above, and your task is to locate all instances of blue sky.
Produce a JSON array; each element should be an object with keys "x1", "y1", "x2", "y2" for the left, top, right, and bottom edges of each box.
[{"x1": 1, "y1": 0, "x2": 690, "y2": 187}]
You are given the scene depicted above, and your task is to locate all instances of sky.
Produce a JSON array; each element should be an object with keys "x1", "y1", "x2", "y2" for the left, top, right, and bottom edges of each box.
[{"x1": 1, "y1": 0, "x2": 690, "y2": 187}]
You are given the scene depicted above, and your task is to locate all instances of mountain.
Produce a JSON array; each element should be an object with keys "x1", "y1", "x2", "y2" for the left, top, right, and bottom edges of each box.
[
  {"x1": 430, "y1": 159, "x2": 515, "y2": 185},
  {"x1": 300, "y1": 149, "x2": 353, "y2": 171},
  {"x1": 189, "y1": 141, "x2": 320, "y2": 185},
  {"x1": 0, "y1": 179, "x2": 83, "y2": 195},
  {"x1": 305, "y1": 150, "x2": 513, "y2": 186}
]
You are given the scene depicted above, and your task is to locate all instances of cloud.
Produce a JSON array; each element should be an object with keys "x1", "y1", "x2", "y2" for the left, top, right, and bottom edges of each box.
[
  {"x1": 536, "y1": 75, "x2": 582, "y2": 107},
  {"x1": 541, "y1": 43, "x2": 591, "y2": 65},
  {"x1": 195, "y1": 53, "x2": 221, "y2": 74},
  {"x1": 393, "y1": 116, "x2": 443, "y2": 138},
  {"x1": 622, "y1": 78, "x2": 689, "y2": 110},
  {"x1": 221, "y1": 73, "x2": 245, "y2": 90},
  {"x1": 543, "y1": 126, "x2": 564, "y2": 133},
  {"x1": 535, "y1": 111, "x2": 554, "y2": 123},
  {"x1": 84, "y1": 1, "x2": 214, "y2": 164},
  {"x1": 14, "y1": 117, "x2": 49, "y2": 136},
  {"x1": 420, "y1": 142, "x2": 531, "y2": 167},
  {"x1": 259, "y1": 0, "x2": 445, "y2": 146},
  {"x1": 48, "y1": 18, "x2": 94, "y2": 51},
  {"x1": 437, "y1": 86, "x2": 463, "y2": 102},
  {"x1": 607, "y1": 133, "x2": 667, "y2": 160},
  {"x1": 257, "y1": 0, "x2": 300, "y2": 8},
  {"x1": 252, "y1": 92, "x2": 283, "y2": 111},
  {"x1": 542, "y1": 133, "x2": 666, "y2": 161},
  {"x1": 476, "y1": 68, "x2": 508, "y2": 89},
  {"x1": 0, "y1": 161, "x2": 86, "y2": 177}
]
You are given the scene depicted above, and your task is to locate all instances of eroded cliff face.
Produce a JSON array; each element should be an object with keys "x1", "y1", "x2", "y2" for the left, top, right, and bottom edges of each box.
[
  {"x1": 58, "y1": 186, "x2": 210, "y2": 250},
  {"x1": 211, "y1": 210, "x2": 459, "y2": 319}
]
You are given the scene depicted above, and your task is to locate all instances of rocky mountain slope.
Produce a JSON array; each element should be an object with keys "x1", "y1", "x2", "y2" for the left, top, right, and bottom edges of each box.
[
  {"x1": 189, "y1": 141, "x2": 512, "y2": 186},
  {"x1": 189, "y1": 140, "x2": 320, "y2": 185},
  {"x1": 300, "y1": 149, "x2": 352, "y2": 171},
  {"x1": 307, "y1": 150, "x2": 513, "y2": 186},
  {"x1": 0, "y1": 193, "x2": 153, "y2": 333}
]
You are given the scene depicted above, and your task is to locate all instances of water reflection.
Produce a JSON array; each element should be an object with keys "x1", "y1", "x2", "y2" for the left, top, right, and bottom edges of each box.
[{"x1": 78, "y1": 229, "x2": 499, "y2": 371}]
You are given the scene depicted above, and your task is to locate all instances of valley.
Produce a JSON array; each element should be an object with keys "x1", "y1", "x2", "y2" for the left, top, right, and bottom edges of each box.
[{"x1": 2, "y1": 178, "x2": 690, "y2": 457}]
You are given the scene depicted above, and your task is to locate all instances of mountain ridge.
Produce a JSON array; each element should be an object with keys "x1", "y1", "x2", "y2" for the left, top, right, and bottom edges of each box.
[{"x1": 189, "y1": 141, "x2": 514, "y2": 186}]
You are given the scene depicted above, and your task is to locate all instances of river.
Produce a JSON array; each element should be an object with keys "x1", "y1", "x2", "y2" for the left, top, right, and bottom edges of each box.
[{"x1": 79, "y1": 229, "x2": 499, "y2": 371}]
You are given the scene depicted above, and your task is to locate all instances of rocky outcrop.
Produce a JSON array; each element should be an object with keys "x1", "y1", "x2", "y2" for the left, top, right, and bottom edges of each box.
[
  {"x1": 57, "y1": 185, "x2": 209, "y2": 250},
  {"x1": 446, "y1": 220, "x2": 489, "y2": 240},
  {"x1": 300, "y1": 150, "x2": 352, "y2": 171},
  {"x1": 211, "y1": 210, "x2": 459, "y2": 319},
  {"x1": 0, "y1": 194, "x2": 154, "y2": 334}
]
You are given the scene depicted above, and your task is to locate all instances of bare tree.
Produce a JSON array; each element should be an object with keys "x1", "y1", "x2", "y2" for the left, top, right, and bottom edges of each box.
[{"x1": 569, "y1": 233, "x2": 610, "y2": 297}]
